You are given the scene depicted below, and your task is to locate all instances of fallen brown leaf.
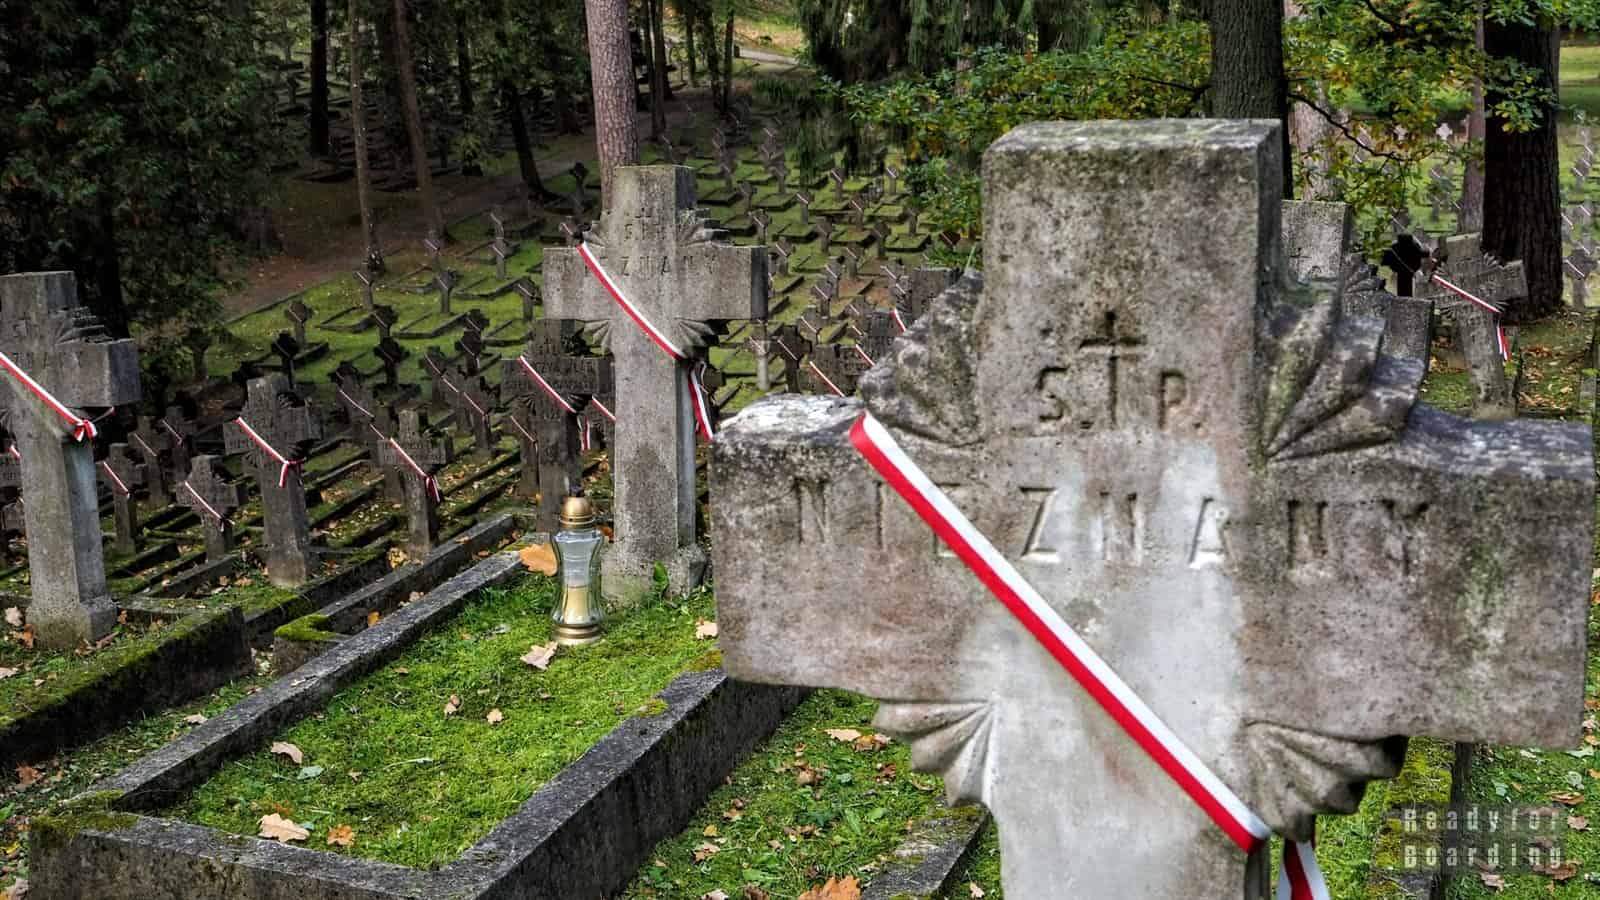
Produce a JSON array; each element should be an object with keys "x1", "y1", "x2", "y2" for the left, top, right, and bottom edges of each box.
[
  {"x1": 367, "y1": 611, "x2": 381, "y2": 628},
  {"x1": 1550, "y1": 791, "x2": 1585, "y2": 806},
  {"x1": 326, "y1": 824, "x2": 356, "y2": 847},
  {"x1": 852, "y1": 734, "x2": 891, "y2": 752},
  {"x1": 518, "y1": 543, "x2": 558, "y2": 576},
  {"x1": 3, "y1": 607, "x2": 20, "y2": 627},
  {"x1": 797, "y1": 876, "x2": 862, "y2": 900},
  {"x1": 486, "y1": 708, "x2": 504, "y2": 725},
  {"x1": 741, "y1": 887, "x2": 769, "y2": 900},
  {"x1": 824, "y1": 728, "x2": 862, "y2": 743},
  {"x1": 968, "y1": 883, "x2": 986, "y2": 898},
  {"x1": 270, "y1": 742, "x2": 304, "y2": 765},
  {"x1": 695, "y1": 619, "x2": 719, "y2": 640},
  {"x1": 1568, "y1": 814, "x2": 1590, "y2": 831},
  {"x1": 700, "y1": 891, "x2": 729, "y2": 900},
  {"x1": 258, "y1": 814, "x2": 310, "y2": 843},
  {"x1": 15, "y1": 764, "x2": 41, "y2": 787},
  {"x1": 183, "y1": 714, "x2": 208, "y2": 725},
  {"x1": 692, "y1": 841, "x2": 720, "y2": 862},
  {"x1": 0, "y1": 667, "x2": 17, "y2": 680},
  {"x1": 1534, "y1": 861, "x2": 1578, "y2": 881},
  {"x1": 521, "y1": 641, "x2": 558, "y2": 670},
  {"x1": 1478, "y1": 872, "x2": 1505, "y2": 891},
  {"x1": 444, "y1": 695, "x2": 461, "y2": 716},
  {"x1": 13, "y1": 625, "x2": 33, "y2": 649},
  {"x1": 2, "y1": 878, "x2": 28, "y2": 900}
]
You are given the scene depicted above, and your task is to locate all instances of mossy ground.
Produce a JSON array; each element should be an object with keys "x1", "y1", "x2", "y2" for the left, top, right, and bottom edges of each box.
[
  {"x1": 622, "y1": 690, "x2": 961, "y2": 899},
  {"x1": 165, "y1": 576, "x2": 718, "y2": 869},
  {"x1": 0, "y1": 616, "x2": 173, "y2": 723}
]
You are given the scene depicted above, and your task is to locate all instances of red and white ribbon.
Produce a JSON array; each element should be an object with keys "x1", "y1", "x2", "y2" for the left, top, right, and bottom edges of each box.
[
  {"x1": 580, "y1": 416, "x2": 594, "y2": 452},
  {"x1": 337, "y1": 388, "x2": 375, "y2": 422},
  {"x1": 182, "y1": 480, "x2": 226, "y2": 525},
  {"x1": 386, "y1": 437, "x2": 441, "y2": 503},
  {"x1": 577, "y1": 242, "x2": 716, "y2": 442},
  {"x1": 132, "y1": 433, "x2": 160, "y2": 460},
  {"x1": 848, "y1": 411, "x2": 1325, "y2": 899},
  {"x1": 232, "y1": 417, "x2": 301, "y2": 487},
  {"x1": 807, "y1": 361, "x2": 846, "y2": 397},
  {"x1": 891, "y1": 309, "x2": 908, "y2": 333},
  {"x1": 1429, "y1": 274, "x2": 1509, "y2": 361},
  {"x1": 504, "y1": 414, "x2": 536, "y2": 446},
  {"x1": 99, "y1": 460, "x2": 131, "y2": 497},
  {"x1": 160, "y1": 419, "x2": 187, "y2": 445},
  {"x1": 6, "y1": 445, "x2": 20, "y2": 462},
  {"x1": 689, "y1": 362, "x2": 716, "y2": 441},
  {"x1": 589, "y1": 397, "x2": 617, "y2": 423},
  {"x1": 516, "y1": 356, "x2": 579, "y2": 415},
  {"x1": 852, "y1": 344, "x2": 875, "y2": 367},
  {"x1": 0, "y1": 349, "x2": 98, "y2": 441}
]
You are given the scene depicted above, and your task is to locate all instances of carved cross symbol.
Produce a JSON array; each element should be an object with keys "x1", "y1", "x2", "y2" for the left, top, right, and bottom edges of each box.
[
  {"x1": 712, "y1": 122, "x2": 1594, "y2": 899},
  {"x1": 543, "y1": 165, "x2": 767, "y2": 601},
  {"x1": 1075, "y1": 310, "x2": 1147, "y2": 428}
]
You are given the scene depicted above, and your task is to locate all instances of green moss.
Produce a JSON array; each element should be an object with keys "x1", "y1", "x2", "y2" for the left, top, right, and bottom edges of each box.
[
  {"x1": 686, "y1": 650, "x2": 723, "y2": 672},
  {"x1": 165, "y1": 577, "x2": 720, "y2": 869},
  {"x1": 30, "y1": 790, "x2": 137, "y2": 852},
  {"x1": 637, "y1": 698, "x2": 670, "y2": 717},
  {"x1": 274, "y1": 614, "x2": 336, "y2": 643}
]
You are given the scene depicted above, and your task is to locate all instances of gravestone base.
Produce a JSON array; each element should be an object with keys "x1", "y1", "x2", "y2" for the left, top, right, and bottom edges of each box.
[
  {"x1": 32, "y1": 596, "x2": 117, "y2": 652},
  {"x1": 603, "y1": 542, "x2": 707, "y2": 607}
]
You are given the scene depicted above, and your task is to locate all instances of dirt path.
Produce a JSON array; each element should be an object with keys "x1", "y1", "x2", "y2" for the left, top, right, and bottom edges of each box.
[{"x1": 221, "y1": 84, "x2": 725, "y2": 317}]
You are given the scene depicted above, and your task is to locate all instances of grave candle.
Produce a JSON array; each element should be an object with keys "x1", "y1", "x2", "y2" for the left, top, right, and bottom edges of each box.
[{"x1": 552, "y1": 494, "x2": 605, "y2": 645}]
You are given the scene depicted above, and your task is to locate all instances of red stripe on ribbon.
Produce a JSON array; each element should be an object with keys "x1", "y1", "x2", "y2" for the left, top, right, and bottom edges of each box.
[
  {"x1": 580, "y1": 416, "x2": 593, "y2": 452},
  {"x1": 589, "y1": 397, "x2": 617, "y2": 423},
  {"x1": 338, "y1": 388, "x2": 375, "y2": 422},
  {"x1": 891, "y1": 309, "x2": 908, "y2": 333},
  {"x1": 7, "y1": 445, "x2": 20, "y2": 462},
  {"x1": 132, "y1": 433, "x2": 160, "y2": 459},
  {"x1": 807, "y1": 362, "x2": 846, "y2": 397},
  {"x1": 386, "y1": 437, "x2": 441, "y2": 503},
  {"x1": 852, "y1": 344, "x2": 875, "y2": 367},
  {"x1": 689, "y1": 363, "x2": 716, "y2": 441},
  {"x1": 0, "y1": 349, "x2": 98, "y2": 441},
  {"x1": 1429, "y1": 274, "x2": 1509, "y2": 361},
  {"x1": 848, "y1": 412, "x2": 1323, "y2": 899},
  {"x1": 232, "y1": 417, "x2": 301, "y2": 488},
  {"x1": 182, "y1": 480, "x2": 226, "y2": 525}
]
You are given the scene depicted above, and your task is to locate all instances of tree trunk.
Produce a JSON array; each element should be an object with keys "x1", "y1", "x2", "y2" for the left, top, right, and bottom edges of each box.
[
  {"x1": 310, "y1": 0, "x2": 330, "y2": 156},
  {"x1": 1483, "y1": 19, "x2": 1562, "y2": 321},
  {"x1": 652, "y1": 0, "x2": 673, "y2": 100},
  {"x1": 682, "y1": 0, "x2": 697, "y2": 84},
  {"x1": 701, "y1": 7, "x2": 720, "y2": 112},
  {"x1": 90, "y1": 190, "x2": 129, "y2": 338},
  {"x1": 350, "y1": 0, "x2": 384, "y2": 274},
  {"x1": 584, "y1": 0, "x2": 641, "y2": 204},
  {"x1": 391, "y1": 0, "x2": 448, "y2": 240},
  {"x1": 554, "y1": 59, "x2": 580, "y2": 134},
  {"x1": 505, "y1": 82, "x2": 550, "y2": 201},
  {"x1": 648, "y1": 0, "x2": 668, "y2": 137},
  {"x1": 1208, "y1": 0, "x2": 1292, "y2": 198},
  {"x1": 1459, "y1": 14, "x2": 1487, "y2": 232},
  {"x1": 722, "y1": 9, "x2": 733, "y2": 113},
  {"x1": 456, "y1": 15, "x2": 482, "y2": 176}
]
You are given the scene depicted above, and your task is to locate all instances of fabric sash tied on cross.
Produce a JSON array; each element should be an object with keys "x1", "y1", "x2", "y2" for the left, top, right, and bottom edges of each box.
[
  {"x1": 0, "y1": 348, "x2": 99, "y2": 441},
  {"x1": 577, "y1": 242, "x2": 717, "y2": 442},
  {"x1": 182, "y1": 480, "x2": 226, "y2": 525},
  {"x1": 848, "y1": 411, "x2": 1328, "y2": 900},
  {"x1": 517, "y1": 356, "x2": 579, "y2": 415},
  {"x1": 890, "y1": 308, "x2": 908, "y2": 333},
  {"x1": 387, "y1": 437, "x2": 442, "y2": 503},
  {"x1": 807, "y1": 361, "x2": 846, "y2": 398},
  {"x1": 232, "y1": 417, "x2": 302, "y2": 487},
  {"x1": 1429, "y1": 273, "x2": 1510, "y2": 361},
  {"x1": 99, "y1": 460, "x2": 131, "y2": 497},
  {"x1": 337, "y1": 388, "x2": 375, "y2": 422}
]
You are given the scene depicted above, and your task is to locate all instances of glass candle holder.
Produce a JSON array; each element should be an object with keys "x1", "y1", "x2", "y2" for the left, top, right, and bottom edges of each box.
[{"x1": 552, "y1": 494, "x2": 605, "y2": 645}]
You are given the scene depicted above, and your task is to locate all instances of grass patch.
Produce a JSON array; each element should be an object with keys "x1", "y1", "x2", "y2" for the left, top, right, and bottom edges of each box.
[
  {"x1": 620, "y1": 690, "x2": 955, "y2": 899},
  {"x1": 0, "y1": 616, "x2": 175, "y2": 724},
  {"x1": 165, "y1": 576, "x2": 718, "y2": 869}
]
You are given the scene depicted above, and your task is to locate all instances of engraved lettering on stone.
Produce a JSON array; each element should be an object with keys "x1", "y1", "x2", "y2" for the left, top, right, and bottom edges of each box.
[
  {"x1": 1188, "y1": 498, "x2": 1229, "y2": 569},
  {"x1": 1020, "y1": 487, "x2": 1062, "y2": 564}
]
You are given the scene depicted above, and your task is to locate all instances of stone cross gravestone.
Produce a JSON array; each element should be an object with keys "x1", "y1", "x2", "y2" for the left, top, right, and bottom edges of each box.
[
  {"x1": 159, "y1": 406, "x2": 196, "y2": 481},
  {"x1": 1416, "y1": 233, "x2": 1525, "y2": 419},
  {"x1": 332, "y1": 367, "x2": 402, "y2": 501},
  {"x1": 501, "y1": 320, "x2": 611, "y2": 531},
  {"x1": 224, "y1": 373, "x2": 322, "y2": 586},
  {"x1": 353, "y1": 270, "x2": 375, "y2": 310},
  {"x1": 130, "y1": 416, "x2": 174, "y2": 509},
  {"x1": 544, "y1": 165, "x2": 767, "y2": 602},
  {"x1": 0, "y1": 272, "x2": 141, "y2": 647},
  {"x1": 711, "y1": 121, "x2": 1595, "y2": 899},
  {"x1": 284, "y1": 299, "x2": 314, "y2": 346},
  {"x1": 446, "y1": 374, "x2": 498, "y2": 459},
  {"x1": 380, "y1": 409, "x2": 451, "y2": 557},
  {"x1": 179, "y1": 455, "x2": 246, "y2": 561},
  {"x1": 98, "y1": 443, "x2": 144, "y2": 556}
]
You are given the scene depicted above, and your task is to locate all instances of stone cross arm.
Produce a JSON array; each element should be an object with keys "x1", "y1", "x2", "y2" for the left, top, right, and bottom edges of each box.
[{"x1": 0, "y1": 272, "x2": 141, "y2": 413}]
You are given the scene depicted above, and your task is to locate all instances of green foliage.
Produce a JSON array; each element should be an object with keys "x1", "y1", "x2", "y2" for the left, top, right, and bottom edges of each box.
[{"x1": 0, "y1": 0, "x2": 287, "y2": 334}]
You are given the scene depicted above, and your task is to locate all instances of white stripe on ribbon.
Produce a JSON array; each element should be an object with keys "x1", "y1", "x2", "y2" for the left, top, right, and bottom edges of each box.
[
  {"x1": 100, "y1": 460, "x2": 131, "y2": 497},
  {"x1": 589, "y1": 397, "x2": 617, "y2": 423},
  {"x1": 891, "y1": 309, "x2": 908, "y2": 333},
  {"x1": 517, "y1": 356, "x2": 579, "y2": 414},
  {"x1": 337, "y1": 388, "x2": 375, "y2": 422},
  {"x1": 386, "y1": 437, "x2": 442, "y2": 503},
  {"x1": 7, "y1": 445, "x2": 20, "y2": 462},
  {"x1": 852, "y1": 344, "x2": 875, "y2": 367},
  {"x1": 849, "y1": 411, "x2": 1323, "y2": 898},
  {"x1": 689, "y1": 363, "x2": 716, "y2": 441},
  {"x1": 1277, "y1": 839, "x2": 1330, "y2": 900},
  {"x1": 0, "y1": 349, "x2": 97, "y2": 441},
  {"x1": 807, "y1": 362, "x2": 846, "y2": 397}
]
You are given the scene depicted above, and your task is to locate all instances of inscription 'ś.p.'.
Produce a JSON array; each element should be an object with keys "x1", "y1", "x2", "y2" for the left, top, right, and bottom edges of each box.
[{"x1": 712, "y1": 121, "x2": 1593, "y2": 900}]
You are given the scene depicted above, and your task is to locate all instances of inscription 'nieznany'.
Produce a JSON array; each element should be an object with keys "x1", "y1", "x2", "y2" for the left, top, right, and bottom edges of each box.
[{"x1": 790, "y1": 479, "x2": 1429, "y2": 578}]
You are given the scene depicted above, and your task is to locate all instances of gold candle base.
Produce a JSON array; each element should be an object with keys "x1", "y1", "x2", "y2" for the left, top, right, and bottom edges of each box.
[{"x1": 553, "y1": 621, "x2": 603, "y2": 646}]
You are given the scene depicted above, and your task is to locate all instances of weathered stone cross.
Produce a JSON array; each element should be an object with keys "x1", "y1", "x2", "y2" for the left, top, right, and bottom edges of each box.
[
  {"x1": 500, "y1": 319, "x2": 611, "y2": 531},
  {"x1": 179, "y1": 455, "x2": 246, "y2": 561},
  {"x1": 380, "y1": 409, "x2": 451, "y2": 557},
  {"x1": 712, "y1": 121, "x2": 1594, "y2": 899},
  {"x1": 98, "y1": 443, "x2": 144, "y2": 556},
  {"x1": 130, "y1": 416, "x2": 174, "y2": 509},
  {"x1": 544, "y1": 165, "x2": 767, "y2": 602},
  {"x1": 1415, "y1": 233, "x2": 1525, "y2": 419},
  {"x1": 0, "y1": 272, "x2": 141, "y2": 647},
  {"x1": 224, "y1": 373, "x2": 322, "y2": 586}
]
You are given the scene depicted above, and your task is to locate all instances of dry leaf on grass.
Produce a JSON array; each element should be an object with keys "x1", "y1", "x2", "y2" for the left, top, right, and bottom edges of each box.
[
  {"x1": 15, "y1": 764, "x2": 41, "y2": 787},
  {"x1": 518, "y1": 543, "x2": 558, "y2": 576},
  {"x1": 184, "y1": 714, "x2": 208, "y2": 725},
  {"x1": 1568, "y1": 814, "x2": 1590, "y2": 831},
  {"x1": 692, "y1": 842, "x2": 720, "y2": 862},
  {"x1": 367, "y1": 611, "x2": 381, "y2": 628},
  {"x1": 695, "y1": 619, "x2": 719, "y2": 640},
  {"x1": 700, "y1": 892, "x2": 729, "y2": 900},
  {"x1": 2, "y1": 878, "x2": 28, "y2": 900},
  {"x1": 3, "y1": 607, "x2": 20, "y2": 627},
  {"x1": 10, "y1": 625, "x2": 34, "y2": 649},
  {"x1": 1479, "y1": 872, "x2": 1505, "y2": 890},
  {"x1": 0, "y1": 667, "x2": 17, "y2": 680},
  {"x1": 797, "y1": 876, "x2": 861, "y2": 900},
  {"x1": 258, "y1": 814, "x2": 309, "y2": 843},
  {"x1": 853, "y1": 733, "x2": 892, "y2": 752},
  {"x1": 968, "y1": 883, "x2": 985, "y2": 898},
  {"x1": 741, "y1": 888, "x2": 769, "y2": 900},
  {"x1": 521, "y1": 642, "x2": 558, "y2": 670},
  {"x1": 326, "y1": 825, "x2": 356, "y2": 847},
  {"x1": 270, "y1": 742, "x2": 304, "y2": 765},
  {"x1": 824, "y1": 728, "x2": 862, "y2": 743},
  {"x1": 444, "y1": 695, "x2": 461, "y2": 716},
  {"x1": 486, "y1": 708, "x2": 504, "y2": 725},
  {"x1": 1534, "y1": 861, "x2": 1579, "y2": 881}
]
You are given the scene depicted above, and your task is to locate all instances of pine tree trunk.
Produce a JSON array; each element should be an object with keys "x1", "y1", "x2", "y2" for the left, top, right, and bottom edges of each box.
[
  {"x1": 701, "y1": 8, "x2": 720, "y2": 112},
  {"x1": 682, "y1": 0, "x2": 697, "y2": 84},
  {"x1": 652, "y1": 0, "x2": 673, "y2": 100},
  {"x1": 504, "y1": 82, "x2": 548, "y2": 201},
  {"x1": 350, "y1": 0, "x2": 384, "y2": 274},
  {"x1": 1208, "y1": 0, "x2": 1292, "y2": 197},
  {"x1": 645, "y1": 0, "x2": 665, "y2": 138},
  {"x1": 1483, "y1": 19, "x2": 1562, "y2": 321},
  {"x1": 456, "y1": 15, "x2": 482, "y2": 176},
  {"x1": 91, "y1": 190, "x2": 129, "y2": 338},
  {"x1": 722, "y1": 9, "x2": 733, "y2": 112},
  {"x1": 391, "y1": 0, "x2": 448, "y2": 240},
  {"x1": 584, "y1": 0, "x2": 641, "y2": 204},
  {"x1": 310, "y1": 0, "x2": 330, "y2": 156},
  {"x1": 1459, "y1": 15, "x2": 1487, "y2": 232}
]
